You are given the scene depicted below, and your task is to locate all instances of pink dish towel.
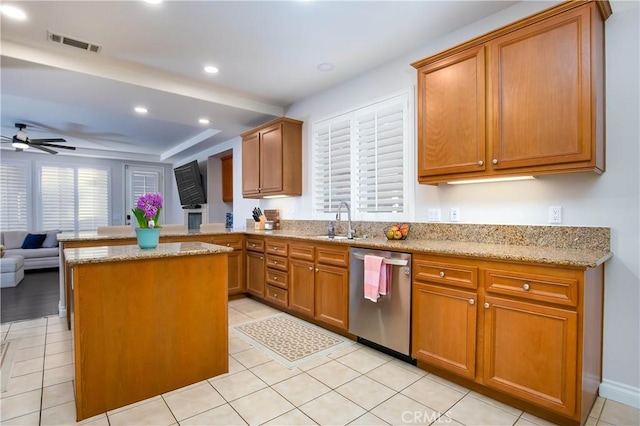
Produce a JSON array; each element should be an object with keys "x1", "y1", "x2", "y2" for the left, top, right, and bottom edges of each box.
[{"x1": 364, "y1": 255, "x2": 391, "y2": 302}]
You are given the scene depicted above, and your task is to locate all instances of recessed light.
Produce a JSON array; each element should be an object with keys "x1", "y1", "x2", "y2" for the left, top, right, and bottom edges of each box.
[
  {"x1": 144, "y1": 0, "x2": 163, "y2": 4},
  {"x1": 0, "y1": 5, "x2": 27, "y2": 20},
  {"x1": 204, "y1": 66, "x2": 219, "y2": 74},
  {"x1": 317, "y1": 63, "x2": 334, "y2": 72},
  {"x1": 199, "y1": 118, "x2": 210, "y2": 124},
  {"x1": 134, "y1": 106, "x2": 148, "y2": 114}
]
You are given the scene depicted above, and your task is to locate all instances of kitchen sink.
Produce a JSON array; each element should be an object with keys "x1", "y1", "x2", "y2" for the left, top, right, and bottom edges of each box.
[{"x1": 314, "y1": 235, "x2": 364, "y2": 240}]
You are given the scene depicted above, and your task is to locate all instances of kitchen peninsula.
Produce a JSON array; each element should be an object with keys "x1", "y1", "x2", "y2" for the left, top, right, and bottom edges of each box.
[{"x1": 65, "y1": 241, "x2": 232, "y2": 421}]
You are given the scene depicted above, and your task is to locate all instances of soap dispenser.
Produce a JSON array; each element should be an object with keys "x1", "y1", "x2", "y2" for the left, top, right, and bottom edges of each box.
[{"x1": 327, "y1": 221, "x2": 335, "y2": 239}]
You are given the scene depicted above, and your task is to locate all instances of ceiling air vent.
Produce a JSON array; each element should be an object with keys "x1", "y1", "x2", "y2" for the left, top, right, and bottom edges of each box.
[{"x1": 47, "y1": 31, "x2": 102, "y2": 53}]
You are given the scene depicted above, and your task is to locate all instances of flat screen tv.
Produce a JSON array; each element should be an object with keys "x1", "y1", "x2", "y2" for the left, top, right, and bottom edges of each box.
[{"x1": 174, "y1": 160, "x2": 206, "y2": 207}]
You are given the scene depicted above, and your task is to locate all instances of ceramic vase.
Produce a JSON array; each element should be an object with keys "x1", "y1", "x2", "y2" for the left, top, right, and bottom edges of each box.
[{"x1": 135, "y1": 228, "x2": 161, "y2": 249}]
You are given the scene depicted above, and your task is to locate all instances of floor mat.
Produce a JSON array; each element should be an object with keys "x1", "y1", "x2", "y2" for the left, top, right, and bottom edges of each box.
[{"x1": 233, "y1": 313, "x2": 354, "y2": 369}]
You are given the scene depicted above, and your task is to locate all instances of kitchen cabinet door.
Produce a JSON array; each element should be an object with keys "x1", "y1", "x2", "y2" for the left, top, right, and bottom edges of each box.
[
  {"x1": 246, "y1": 250, "x2": 265, "y2": 298},
  {"x1": 241, "y1": 132, "x2": 260, "y2": 196},
  {"x1": 259, "y1": 123, "x2": 284, "y2": 194},
  {"x1": 314, "y1": 264, "x2": 348, "y2": 330},
  {"x1": 412, "y1": 282, "x2": 477, "y2": 379},
  {"x1": 289, "y1": 258, "x2": 315, "y2": 317},
  {"x1": 221, "y1": 154, "x2": 233, "y2": 203},
  {"x1": 227, "y1": 251, "x2": 244, "y2": 295},
  {"x1": 483, "y1": 295, "x2": 578, "y2": 417}
]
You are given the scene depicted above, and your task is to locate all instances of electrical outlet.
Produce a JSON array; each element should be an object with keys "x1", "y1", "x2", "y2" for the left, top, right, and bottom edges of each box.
[
  {"x1": 549, "y1": 206, "x2": 562, "y2": 224},
  {"x1": 450, "y1": 207, "x2": 460, "y2": 222},
  {"x1": 428, "y1": 208, "x2": 442, "y2": 222}
]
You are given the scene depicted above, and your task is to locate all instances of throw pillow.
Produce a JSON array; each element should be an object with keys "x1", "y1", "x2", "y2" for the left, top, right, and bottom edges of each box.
[
  {"x1": 21, "y1": 233, "x2": 47, "y2": 249},
  {"x1": 41, "y1": 230, "x2": 61, "y2": 248}
]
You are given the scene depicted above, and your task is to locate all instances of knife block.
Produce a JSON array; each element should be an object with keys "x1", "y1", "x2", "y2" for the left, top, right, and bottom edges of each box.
[{"x1": 254, "y1": 215, "x2": 266, "y2": 230}]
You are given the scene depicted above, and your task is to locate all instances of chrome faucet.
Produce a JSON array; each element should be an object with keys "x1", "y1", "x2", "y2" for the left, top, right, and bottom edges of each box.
[{"x1": 335, "y1": 201, "x2": 355, "y2": 239}]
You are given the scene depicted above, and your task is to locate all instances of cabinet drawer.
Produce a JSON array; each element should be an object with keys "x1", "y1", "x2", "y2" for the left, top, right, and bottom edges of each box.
[
  {"x1": 266, "y1": 268, "x2": 288, "y2": 289},
  {"x1": 245, "y1": 237, "x2": 264, "y2": 252},
  {"x1": 485, "y1": 269, "x2": 578, "y2": 307},
  {"x1": 265, "y1": 285, "x2": 288, "y2": 308},
  {"x1": 290, "y1": 243, "x2": 314, "y2": 261},
  {"x1": 316, "y1": 244, "x2": 349, "y2": 268},
  {"x1": 266, "y1": 254, "x2": 288, "y2": 271},
  {"x1": 413, "y1": 259, "x2": 478, "y2": 290},
  {"x1": 211, "y1": 235, "x2": 243, "y2": 250},
  {"x1": 266, "y1": 239, "x2": 288, "y2": 256}
]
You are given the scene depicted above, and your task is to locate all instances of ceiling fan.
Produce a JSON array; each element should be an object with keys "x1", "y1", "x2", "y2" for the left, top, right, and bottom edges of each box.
[{"x1": 1, "y1": 123, "x2": 77, "y2": 155}]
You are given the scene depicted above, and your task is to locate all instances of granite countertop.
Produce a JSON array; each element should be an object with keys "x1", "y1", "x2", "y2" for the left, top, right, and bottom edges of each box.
[
  {"x1": 64, "y1": 242, "x2": 233, "y2": 265},
  {"x1": 58, "y1": 228, "x2": 244, "y2": 241}
]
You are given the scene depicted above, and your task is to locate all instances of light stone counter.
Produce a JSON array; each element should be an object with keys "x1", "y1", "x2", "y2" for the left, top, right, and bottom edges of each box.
[{"x1": 64, "y1": 241, "x2": 233, "y2": 265}]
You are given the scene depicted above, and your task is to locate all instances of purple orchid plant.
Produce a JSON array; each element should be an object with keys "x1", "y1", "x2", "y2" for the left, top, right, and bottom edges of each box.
[{"x1": 132, "y1": 193, "x2": 163, "y2": 228}]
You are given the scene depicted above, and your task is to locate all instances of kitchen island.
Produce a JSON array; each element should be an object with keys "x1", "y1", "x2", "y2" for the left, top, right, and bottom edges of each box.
[{"x1": 65, "y1": 241, "x2": 232, "y2": 421}]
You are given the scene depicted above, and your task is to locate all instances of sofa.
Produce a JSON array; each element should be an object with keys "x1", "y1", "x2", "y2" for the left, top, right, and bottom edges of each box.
[{"x1": 0, "y1": 230, "x2": 60, "y2": 270}]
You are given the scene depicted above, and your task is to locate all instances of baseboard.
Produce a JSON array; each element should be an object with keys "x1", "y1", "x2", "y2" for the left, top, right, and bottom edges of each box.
[
  {"x1": 58, "y1": 301, "x2": 66, "y2": 318},
  {"x1": 600, "y1": 379, "x2": 640, "y2": 409}
]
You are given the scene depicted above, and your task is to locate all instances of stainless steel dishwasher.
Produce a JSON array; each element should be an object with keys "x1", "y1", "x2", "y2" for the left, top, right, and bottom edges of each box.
[{"x1": 349, "y1": 247, "x2": 412, "y2": 359}]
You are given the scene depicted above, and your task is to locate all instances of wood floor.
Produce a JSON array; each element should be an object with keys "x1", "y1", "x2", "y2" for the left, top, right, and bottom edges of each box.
[{"x1": 1, "y1": 268, "x2": 59, "y2": 323}]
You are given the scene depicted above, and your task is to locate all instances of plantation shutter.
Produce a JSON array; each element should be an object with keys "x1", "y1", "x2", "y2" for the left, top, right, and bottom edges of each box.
[
  {"x1": 0, "y1": 161, "x2": 29, "y2": 231},
  {"x1": 77, "y1": 168, "x2": 109, "y2": 231},
  {"x1": 131, "y1": 170, "x2": 159, "y2": 202},
  {"x1": 313, "y1": 115, "x2": 352, "y2": 214},
  {"x1": 355, "y1": 95, "x2": 407, "y2": 217},
  {"x1": 41, "y1": 166, "x2": 76, "y2": 231}
]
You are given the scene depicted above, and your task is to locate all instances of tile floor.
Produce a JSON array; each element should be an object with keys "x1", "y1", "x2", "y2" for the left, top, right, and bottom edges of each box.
[{"x1": 1, "y1": 298, "x2": 638, "y2": 426}]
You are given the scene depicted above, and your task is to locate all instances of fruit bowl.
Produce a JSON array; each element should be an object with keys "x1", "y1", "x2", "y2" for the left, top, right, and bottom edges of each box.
[{"x1": 383, "y1": 223, "x2": 410, "y2": 240}]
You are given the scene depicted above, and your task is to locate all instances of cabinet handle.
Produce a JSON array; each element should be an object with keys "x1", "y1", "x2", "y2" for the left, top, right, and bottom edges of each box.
[
  {"x1": 272, "y1": 247, "x2": 277, "y2": 250},
  {"x1": 523, "y1": 283, "x2": 530, "y2": 291},
  {"x1": 260, "y1": 256, "x2": 263, "y2": 260},
  {"x1": 273, "y1": 261, "x2": 278, "y2": 264},
  {"x1": 484, "y1": 302, "x2": 490, "y2": 309},
  {"x1": 226, "y1": 244, "x2": 230, "y2": 247},
  {"x1": 315, "y1": 268, "x2": 319, "y2": 272},
  {"x1": 492, "y1": 159, "x2": 498, "y2": 165},
  {"x1": 308, "y1": 266, "x2": 313, "y2": 271},
  {"x1": 439, "y1": 271, "x2": 445, "y2": 277},
  {"x1": 273, "y1": 293, "x2": 278, "y2": 298},
  {"x1": 469, "y1": 299, "x2": 475, "y2": 305},
  {"x1": 478, "y1": 160, "x2": 484, "y2": 166},
  {"x1": 273, "y1": 276, "x2": 278, "y2": 281},
  {"x1": 252, "y1": 243, "x2": 256, "y2": 247}
]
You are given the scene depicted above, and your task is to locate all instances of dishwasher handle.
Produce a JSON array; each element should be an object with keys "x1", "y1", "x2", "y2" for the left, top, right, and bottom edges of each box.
[{"x1": 352, "y1": 252, "x2": 408, "y2": 266}]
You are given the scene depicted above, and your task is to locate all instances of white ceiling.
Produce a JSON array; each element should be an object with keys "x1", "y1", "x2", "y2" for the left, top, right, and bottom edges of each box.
[{"x1": 1, "y1": 0, "x2": 518, "y2": 163}]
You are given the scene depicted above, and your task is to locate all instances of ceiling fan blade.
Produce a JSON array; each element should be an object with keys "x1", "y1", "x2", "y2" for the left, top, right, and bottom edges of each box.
[
  {"x1": 31, "y1": 145, "x2": 58, "y2": 155},
  {"x1": 39, "y1": 143, "x2": 76, "y2": 150},
  {"x1": 29, "y1": 138, "x2": 67, "y2": 143}
]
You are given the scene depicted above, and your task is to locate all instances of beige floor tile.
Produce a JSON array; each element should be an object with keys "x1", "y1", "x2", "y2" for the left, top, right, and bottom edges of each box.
[
  {"x1": 599, "y1": 399, "x2": 640, "y2": 425},
  {"x1": 229, "y1": 336, "x2": 253, "y2": 354},
  {"x1": 0, "y1": 410, "x2": 40, "y2": 425},
  {"x1": 209, "y1": 370, "x2": 267, "y2": 402},
  {"x1": 41, "y1": 380, "x2": 75, "y2": 410},
  {"x1": 180, "y1": 403, "x2": 248, "y2": 425},
  {"x1": 250, "y1": 360, "x2": 301, "y2": 386},
  {"x1": 45, "y1": 339, "x2": 73, "y2": 355},
  {"x1": 306, "y1": 360, "x2": 361, "y2": 389},
  {"x1": 44, "y1": 350, "x2": 73, "y2": 370},
  {"x1": 401, "y1": 376, "x2": 466, "y2": 413},
  {"x1": 245, "y1": 308, "x2": 282, "y2": 320},
  {"x1": 1, "y1": 332, "x2": 6, "y2": 341},
  {"x1": 1, "y1": 323, "x2": 11, "y2": 332},
  {"x1": 519, "y1": 411, "x2": 562, "y2": 426},
  {"x1": 14, "y1": 344, "x2": 45, "y2": 362},
  {"x1": 46, "y1": 323, "x2": 67, "y2": 334},
  {"x1": 389, "y1": 359, "x2": 428, "y2": 377},
  {"x1": 1, "y1": 371, "x2": 43, "y2": 399},
  {"x1": 596, "y1": 420, "x2": 615, "y2": 426},
  {"x1": 448, "y1": 393, "x2": 519, "y2": 426},
  {"x1": 0, "y1": 388, "x2": 42, "y2": 421},
  {"x1": 7, "y1": 326, "x2": 46, "y2": 340},
  {"x1": 584, "y1": 417, "x2": 598, "y2": 426},
  {"x1": 335, "y1": 347, "x2": 389, "y2": 374},
  {"x1": 327, "y1": 342, "x2": 360, "y2": 359},
  {"x1": 16, "y1": 334, "x2": 46, "y2": 349},
  {"x1": 231, "y1": 300, "x2": 272, "y2": 314},
  {"x1": 297, "y1": 354, "x2": 331, "y2": 372},
  {"x1": 300, "y1": 390, "x2": 366, "y2": 426},
  {"x1": 78, "y1": 413, "x2": 110, "y2": 425},
  {"x1": 468, "y1": 391, "x2": 523, "y2": 416},
  {"x1": 45, "y1": 330, "x2": 72, "y2": 344},
  {"x1": 163, "y1": 382, "x2": 226, "y2": 421},
  {"x1": 108, "y1": 398, "x2": 176, "y2": 425},
  {"x1": 272, "y1": 373, "x2": 332, "y2": 407},
  {"x1": 336, "y1": 375, "x2": 396, "y2": 410},
  {"x1": 46, "y1": 315, "x2": 66, "y2": 325},
  {"x1": 42, "y1": 364, "x2": 74, "y2": 387},
  {"x1": 9, "y1": 318, "x2": 47, "y2": 331},
  {"x1": 348, "y1": 411, "x2": 392, "y2": 425},
  {"x1": 371, "y1": 393, "x2": 438, "y2": 426},
  {"x1": 230, "y1": 387, "x2": 295, "y2": 425},
  {"x1": 228, "y1": 310, "x2": 252, "y2": 325},
  {"x1": 425, "y1": 373, "x2": 472, "y2": 394},
  {"x1": 366, "y1": 360, "x2": 423, "y2": 392},
  {"x1": 106, "y1": 395, "x2": 163, "y2": 416},
  {"x1": 262, "y1": 408, "x2": 316, "y2": 425},
  {"x1": 40, "y1": 400, "x2": 76, "y2": 425},
  {"x1": 10, "y1": 357, "x2": 44, "y2": 377},
  {"x1": 227, "y1": 355, "x2": 247, "y2": 375},
  {"x1": 232, "y1": 347, "x2": 273, "y2": 369},
  {"x1": 590, "y1": 396, "x2": 606, "y2": 418}
]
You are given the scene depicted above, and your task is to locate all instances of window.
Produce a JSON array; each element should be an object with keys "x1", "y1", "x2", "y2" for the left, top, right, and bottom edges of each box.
[
  {"x1": 39, "y1": 165, "x2": 109, "y2": 232},
  {"x1": 312, "y1": 92, "x2": 413, "y2": 221},
  {"x1": 0, "y1": 160, "x2": 29, "y2": 231},
  {"x1": 124, "y1": 165, "x2": 164, "y2": 225}
]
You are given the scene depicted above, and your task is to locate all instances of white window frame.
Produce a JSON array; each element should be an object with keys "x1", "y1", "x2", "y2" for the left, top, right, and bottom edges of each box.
[
  {"x1": 124, "y1": 164, "x2": 165, "y2": 226},
  {"x1": 311, "y1": 89, "x2": 415, "y2": 222},
  {"x1": 0, "y1": 159, "x2": 31, "y2": 231}
]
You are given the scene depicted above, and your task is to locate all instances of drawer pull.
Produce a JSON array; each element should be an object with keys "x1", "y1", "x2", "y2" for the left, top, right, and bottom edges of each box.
[
  {"x1": 273, "y1": 276, "x2": 278, "y2": 281},
  {"x1": 315, "y1": 268, "x2": 319, "y2": 272},
  {"x1": 252, "y1": 243, "x2": 256, "y2": 247},
  {"x1": 273, "y1": 293, "x2": 278, "y2": 298},
  {"x1": 469, "y1": 299, "x2": 475, "y2": 305},
  {"x1": 226, "y1": 243, "x2": 230, "y2": 247},
  {"x1": 484, "y1": 302, "x2": 490, "y2": 309},
  {"x1": 492, "y1": 158, "x2": 498, "y2": 165},
  {"x1": 439, "y1": 271, "x2": 445, "y2": 277},
  {"x1": 273, "y1": 261, "x2": 278, "y2": 264},
  {"x1": 308, "y1": 267, "x2": 313, "y2": 271},
  {"x1": 523, "y1": 283, "x2": 530, "y2": 291},
  {"x1": 272, "y1": 247, "x2": 278, "y2": 250},
  {"x1": 260, "y1": 256, "x2": 263, "y2": 260},
  {"x1": 478, "y1": 160, "x2": 484, "y2": 166}
]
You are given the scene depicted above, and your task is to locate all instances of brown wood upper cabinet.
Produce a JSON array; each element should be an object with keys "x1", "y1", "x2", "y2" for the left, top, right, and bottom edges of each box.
[
  {"x1": 220, "y1": 154, "x2": 233, "y2": 203},
  {"x1": 241, "y1": 117, "x2": 303, "y2": 198},
  {"x1": 413, "y1": 1, "x2": 610, "y2": 184}
]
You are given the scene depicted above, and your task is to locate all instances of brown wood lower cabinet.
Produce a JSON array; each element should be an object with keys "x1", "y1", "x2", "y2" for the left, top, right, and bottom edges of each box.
[
  {"x1": 288, "y1": 257, "x2": 315, "y2": 317},
  {"x1": 211, "y1": 235, "x2": 244, "y2": 295},
  {"x1": 245, "y1": 236, "x2": 265, "y2": 298},
  {"x1": 314, "y1": 263, "x2": 349, "y2": 330}
]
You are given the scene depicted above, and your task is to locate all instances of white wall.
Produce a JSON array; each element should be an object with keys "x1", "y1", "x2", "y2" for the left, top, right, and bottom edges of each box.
[{"x1": 271, "y1": 0, "x2": 640, "y2": 407}]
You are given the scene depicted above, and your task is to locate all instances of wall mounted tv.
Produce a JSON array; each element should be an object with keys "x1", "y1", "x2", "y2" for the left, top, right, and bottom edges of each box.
[{"x1": 174, "y1": 160, "x2": 206, "y2": 208}]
